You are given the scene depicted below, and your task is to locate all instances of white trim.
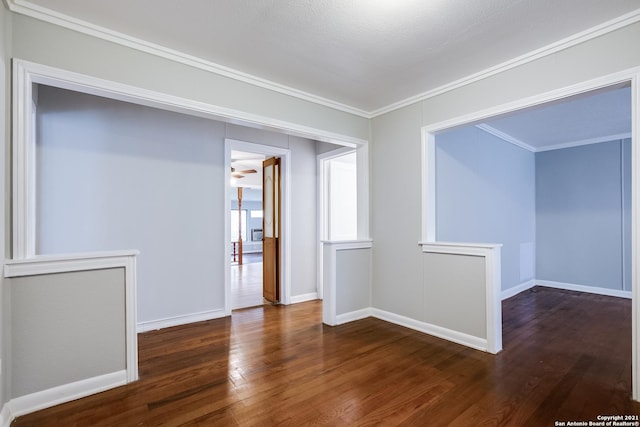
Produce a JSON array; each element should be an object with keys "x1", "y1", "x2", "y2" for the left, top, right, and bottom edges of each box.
[
  {"x1": 137, "y1": 309, "x2": 226, "y2": 333},
  {"x1": 317, "y1": 146, "x2": 359, "y2": 301},
  {"x1": 419, "y1": 242, "x2": 502, "y2": 353},
  {"x1": 224, "y1": 139, "x2": 292, "y2": 311},
  {"x1": 290, "y1": 293, "x2": 319, "y2": 304},
  {"x1": 477, "y1": 124, "x2": 632, "y2": 153},
  {"x1": 475, "y1": 124, "x2": 537, "y2": 152},
  {"x1": 5, "y1": 0, "x2": 370, "y2": 118},
  {"x1": 421, "y1": 132, "x2": 437, "y2": 242},
  {"x1": 6, "y1": 370, "x2": 126, "y2": 419},
  {"x1": 371, "y1": 308, "x2": 489, "y2": 352},
  {"x1": 371, "y1": 8, "x2": 640, "y2": 117},
  {"x1": 536, "y1": 132, "x2": 633, "y2": 152},
  {"x1": 4, "y1": 251, "x2": 139, "y2": 383},
  {"x1": 3, "y1": 249, "x2": 139, "y2": 277},
  {"x1": 537, "y1": 280, "x2": 632, "y2": 299},
  {"x1": 632, "y1": 72, "x2": 640, "y2": 401},
  {"x1": 336, "y1": 308, "x2": 372, "y2": 325},
  {"x1": 419, "y1": 241, "x2": 503, "y2": 255},
  {"x1": 423, "y1": 69, "x2": 640, "y2": 135},
  {"x1": 0, "y1": 404, "x2": 11, "y2": 427},
  {"x1": 501, "y1": 280, "x2": 536, "y2": 300},
  {"x1": 12, "y1": 59, "x2": 35, "y2": 259}
]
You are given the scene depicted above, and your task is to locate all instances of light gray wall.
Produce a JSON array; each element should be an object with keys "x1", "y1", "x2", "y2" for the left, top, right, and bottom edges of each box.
[
  {"x1": 336, "y1": 248, "x2": 371, "y2": 315},
  {"x1": 36, "y1": 85, "x2": 320, "y2": 323},
  {"x1": 371, "y1": 21, "x2": 640, "y2": 337},
  {"x1": 10, "y1": 14, "x2": 369, "y2": 142},
  {"x1": 371, "y1": 103, "x2": 424, "y2": 320},
  {"x1": 290, "y1": 135, "x2": 319, "y2": 296},
  {"x1": 423, "y1": 253, "x2": 486, "y2": 338},
  {"x1": 536, "y1": 139, "x2": 631, "y2": 290},
  {"x1": 436, "y1": 126, "x2": 536, "y2": 291},
  {"x1": 10, "y1": 268, "x2": 126, "y2": 398},
  {"x1": 0, "y1": 2, "x2": 11, "y2": 409}
]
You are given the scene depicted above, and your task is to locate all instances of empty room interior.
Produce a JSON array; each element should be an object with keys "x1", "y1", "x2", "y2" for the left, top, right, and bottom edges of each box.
[{"x1": 1, "y1": 1, "x2": 640, "y2": 425}]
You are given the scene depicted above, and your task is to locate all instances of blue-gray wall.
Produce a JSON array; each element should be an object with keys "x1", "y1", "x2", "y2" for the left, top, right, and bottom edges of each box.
[
  {"x1": 435, "y1": 126, "x2": 536, "y2": 291},
  {"x1": 536, "y1": 139, "x2": 631, "y2": 291}
]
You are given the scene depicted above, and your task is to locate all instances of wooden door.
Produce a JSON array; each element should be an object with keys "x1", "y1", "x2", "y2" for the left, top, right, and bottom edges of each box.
[{"x1": 262, "y1": 157, "x2": 281, "y2": 303}]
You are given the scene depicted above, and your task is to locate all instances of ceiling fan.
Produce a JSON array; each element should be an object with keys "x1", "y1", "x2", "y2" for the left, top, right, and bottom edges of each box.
[{"x1": 231, "y1": 166, "x2": 258, "y2": 179}]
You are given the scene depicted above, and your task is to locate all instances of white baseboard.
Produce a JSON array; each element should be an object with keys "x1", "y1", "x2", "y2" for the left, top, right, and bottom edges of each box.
[
  {"x1": 502, "y1": 279, "x2": 536, "y2": 300},
  {"x1": 336, "y1": 308, "x2": 372, "y2": 325},
  {"x1": 137, "y1": 308, "x2": 226, "y2": 333},
  {"x1": 290, "y1": 292, "x2": 319, "y2": 304},
  {"x1": 371, "y1": 308, "x2": 489, "y2": 352},
  {"x1": 537, "y1": 280, "x2": 632, "y2": 299},
  {"x1": 1, "y1": 403, "x2": 11, "y2": 427},
  {"x1": 5, "y1": 370, "x2": 127, "y2": 421}
]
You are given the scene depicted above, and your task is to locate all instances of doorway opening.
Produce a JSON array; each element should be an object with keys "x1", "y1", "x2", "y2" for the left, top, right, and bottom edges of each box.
[
  {"x1": 424, "y1": 77, "x2": 635, "y2": 394},
  {"x1": 224, "y1": 139, "x2": 291, "y2": 314},
  {"x1": 230, "y1": 150, "x2": 265, "y2": 309}
]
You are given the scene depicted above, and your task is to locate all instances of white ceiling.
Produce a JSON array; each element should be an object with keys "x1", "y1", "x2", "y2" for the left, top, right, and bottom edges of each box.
[
  {"x1": 8, "y1": 0, "x2": 638, "y2": 149},
  {"x1": 231, "y1": 150, "x2": 264, "y2": 189},
  {"x1": 476, "y1": 84, "x2": 632, "y2": 151}
]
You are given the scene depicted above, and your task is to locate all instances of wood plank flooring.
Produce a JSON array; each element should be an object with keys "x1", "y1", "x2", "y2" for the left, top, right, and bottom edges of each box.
[
  {"x1": 231, "y1": 260, "x2": 264, "y2": 310},
  {"x1": 13, "y1": 286, "x2": 640, "y2": 426}
]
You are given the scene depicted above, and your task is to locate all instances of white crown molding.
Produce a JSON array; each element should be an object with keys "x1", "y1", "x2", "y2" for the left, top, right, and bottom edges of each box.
[
  {"x1": 370, "y1": 8, "x2": 640, "y2": 117},
  {"x1": 5, "y1": 0, "x2": 371, "y2": 118},
  {"x1": 6, "y1": 0, "x2": 640, "y2": 118},
  {"x1": 475, "y1": 124, "x2": 537, "y2": 152},
  {"x1": 476, "y1": 123, "x2": 632, "y2": 153},
  {"x1": 536, "y1": 132, "x2": 633, "y2": 152}
]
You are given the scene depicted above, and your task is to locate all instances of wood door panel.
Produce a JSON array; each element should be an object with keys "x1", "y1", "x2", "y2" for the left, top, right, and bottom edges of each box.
[{"x1": 263, "y1": 157, "x2": 281, "y2": 303}]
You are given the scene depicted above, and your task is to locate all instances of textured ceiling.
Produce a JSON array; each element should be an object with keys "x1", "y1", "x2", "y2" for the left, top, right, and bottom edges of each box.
[{"x1": 14, "y1": 0, "x2": 640, "y2": 113}]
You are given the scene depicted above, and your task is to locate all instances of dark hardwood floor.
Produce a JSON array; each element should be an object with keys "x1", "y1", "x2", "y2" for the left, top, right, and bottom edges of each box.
[{"x1": 13, "y1": 286, "x2": 640, "y2": 426}]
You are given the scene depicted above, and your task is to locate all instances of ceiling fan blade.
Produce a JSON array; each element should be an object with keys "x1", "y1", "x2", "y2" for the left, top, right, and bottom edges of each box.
[
  {"x1": 236, "y1": 169, "x2": 257, "y2": 174},
  {"x1": 231, "y1": 172, "x2": 245, "y2": 178}
]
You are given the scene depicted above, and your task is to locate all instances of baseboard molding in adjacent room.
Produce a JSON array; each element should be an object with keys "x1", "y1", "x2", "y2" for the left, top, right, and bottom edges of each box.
[
  {"x1": 137, "y1": 308, "x2": 227, "y2": 333},
  {"x1": 537, "y1": 280, "x2": 632, "y2": 299},
  {"x1": 335, "y1": 308, "x2": 372, "y2": 325},
  {"x1": 502, "y1": 280, "x2": 536, "y2": 300},
  {"x1": 6, "y1": 370, "x2": 127, "y2": 422},
  {"x1": 371, "y1": 308, "x2": 489, "y2": 352},
  {"x1": 290, "y1": 293, "x2": 319, "y2": 304}
]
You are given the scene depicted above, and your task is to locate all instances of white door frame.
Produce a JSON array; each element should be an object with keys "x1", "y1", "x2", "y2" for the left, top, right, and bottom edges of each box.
[
  {"x1": 421, "y1": 66, "x2": 640, "y2": 400},
  {"x1": 316, "y1": 146, "x2": 357, "y2": 299},
  {"x1": 224, "y1": 139, "x2": 292, "y2": 313}
]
